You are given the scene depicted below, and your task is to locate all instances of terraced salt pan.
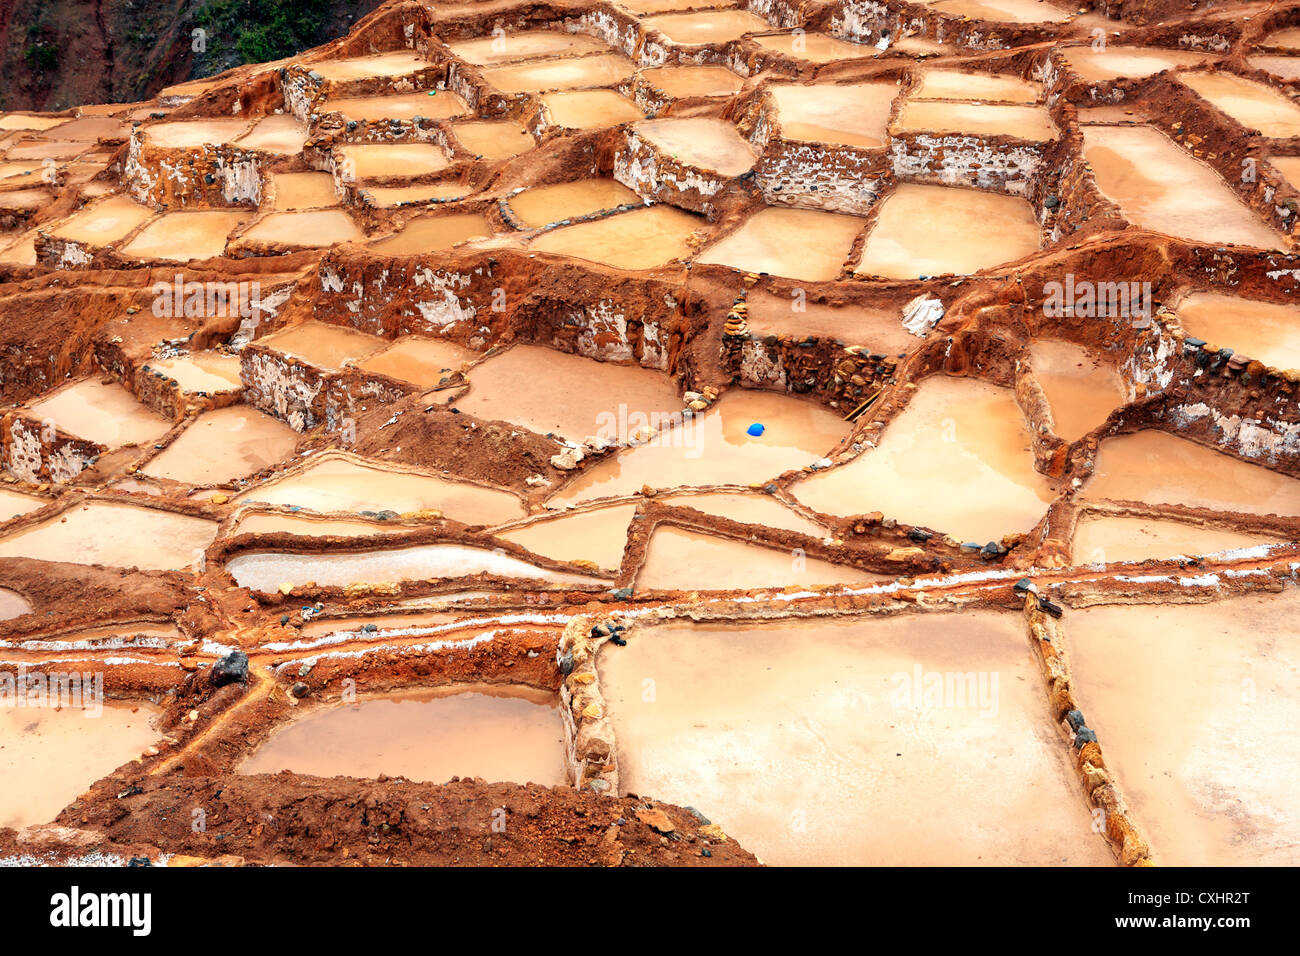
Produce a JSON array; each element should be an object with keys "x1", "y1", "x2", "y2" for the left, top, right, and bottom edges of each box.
[
  {"x1": 855, "y1": 183, "x2": 1041, "y2": 278},
  {"x1": 1177, "y1": 71, "x2": 1300, "y2": 139},
  {"x1": 792, "y1": 375, "x2": 1054, "y2": 542},
  {"x1": 357, "y1": 336, "x2": 477, "y2": 388},
  {"x1": 602, "y1": 614, "x2": 1113, "y2": 866},
  {"x1": 0, "y1": 587, "x2": 31, "y2": 619},
  {"x1": 258, "y1": 321, "x2": 386, "y2": 370},
  {"x1": 1061, "y1": 46, "x2": 1210, "y2": 83},
  {"x1": 306, "y1": 52, "x2": 429, "y2": 82},
  {"x1": 234, "y1": 114, "x2": 307, "y2": 154},
  {"x1": 1249, "y1": 56, "x2": 1300, "y2": 82},
  {"x1": 744, "y1": 289, "x2": 919, "y2": 354},
  {"x1": 0, "y1": 488, "x2": 45, "y2": 523},
  {"x1": 233, "y1": 512, "x2": 396, "y2": 539},
  {"x1": 540, "y1": 90, "x2": 645, "y2": 129},
  {"x1": 641, "y1": 11, "x2": 770, "y2": 45},
  {"x1": 66, "y1": 161, "x2": 114, "y2": 187},
  {"x1": 364, "y1": 183, "x2": 470, "y2": 207},
  {"x1": 0, "y1": 162, "x2": 45, "y2": 183},
  {"x1": 226, "y1": 543, "x2": 602, "y2": 591},
  {"x1": 298, "y1": 610, "x2": 457, "y2": 638},
  {"x1": 638, "y1": 526, "x2": 886, "y2": 590},
  {"x1": 141, "y1": 406, "x2": 299, "y2": 486},
  {"x1": 397, "y1": 591, "x2": 500, "y2": 609},
  {"x1": 1175, "y1": 292, "x2": 1300, "y2": 371},
  {"x1": 0, "y1": 502, "x2": 216, "y2": 570},
  {"x1": 148, "y1": 352, "x2": 243, "y2": 395},
  {"x1": 321, "y1": 91, "x2": 470, "y2": 122},
  {"x1": 913, "y1": 70, "x2": 1039, "y2": 102},
  {"x1": 38, "y1": 116, "x2": 128, "y2": 143},
  {"x1": 72, "y1": 147, "x2": 115, "y2": 164},
  {"x1": 699, "y1": 207, "x2": 864, "y2": 282},
  {"x1": 768, "y1": 82, "x2": 896, "y2": 148},
  {"x1": 236, "y1": 456, "x2": 525, "y2": 524},
  {"x1": 4, "y1": 141, "x2": 88, "y2": 161},
  {"x1": 28, "y1": 378, "x2": 170, "y2": 448},
  {"x1": 0, "y1": 702, "x2": 161, "y2": 830},
  {"x1": 50, "y1": 194, "x2": 152, "y2": 245},
  {"x1": 337, "y1": 143, "x2": 452, "y2": 179},
  {"x1": 0, "y1": 114, "x2": 67, "y2": 131},
  {"x1": 239, "y1": 686, "x2": 568, "y2": 786},
  {"x1": 497, "y1": 504, "x2": 639, "y2": 569},
  {"x1": 120, "y1": 210, "x2": 250, "y2": 261},
  {"x1": 660, "y1": 491, "x2": 827, "y2": 537},
  {"x1": 892, "y1": 101, "x2": 1058, "y2": 140},
  {"x1": 455, "y1": 344, "x2": 681, "y2": 441},
  {"x1": 633, "y1": 117, "x2": 757, "y2": 177},
  {"x1": 236, "y1": 209, "x2": 365, "y2": 248},
  {"x1": 368, "y1": 212, "x2": 493, "y2": 255},
  {"x1": 752, "y1": 32, "x2": 874, "y2": 63},
  {"x1": 1082, "y1": 126, "x2": 1284, "y2": 249},
  {"x1": 1069, "y1": 595, "x2": 1300, "y2": 865},
  {"x1": 529, "y1": 203, "x2": 701, "y2": 270},
  {"x1": 1071, "y1": 514, "x2": 1282, "y2": 565},
  {"x1": 505, "y1": 178, "x2": 640, "y2": 229},
  {"x1": 1029, "y1": 339, "x2": 1124, "y2": 441},
  {"x1": 0, "y1": 188, "x2": 49, "y2": 210},
  {"x1": 157, "y1": 77, "x2": 224, "y2": 101},
  {"x1": 1263, "y1": 26, "x2": 1300, "y2": 51},
  {"x1": 1073, "y1": 105, "x2": 1142, "y2": 125},
  {"x1": 481, "y1": 54, "x2": 636, "y2": 94},
  {"x1": 1086, "y1": 430, "x2": 1300, "y2": 516},
  {"x1": 617, "y1": 0, "x2": 734, "y2": 12},
  {"x1": 141, "y1": 118, "x2": 250, "y2": 148},
  {"x1": 0, "y1": 233, "x2": 36, "y2": 265},
  {"x1": 551, "y1": 389, "x2": 849, "y2": 503},
  {"x1": 639, "y1": 65, "x2": 744, "y2": 98},
  {"x1": 33, "y1": 621, "x2": 181, "y2": 643},
  {"x1": 451, "y1": 119, "x2": 534, "y2": 159},
  {"x1": 448, "y1": 30, "x2": 609, "y2": 65},
  {"x1": 926, "y1": 0, "x2": 1073, "y2": 22}
]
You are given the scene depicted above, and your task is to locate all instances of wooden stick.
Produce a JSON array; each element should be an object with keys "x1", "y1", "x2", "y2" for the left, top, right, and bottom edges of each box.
[{"x1": 844, "y1": 389, "x2": 882, "y2": 422}]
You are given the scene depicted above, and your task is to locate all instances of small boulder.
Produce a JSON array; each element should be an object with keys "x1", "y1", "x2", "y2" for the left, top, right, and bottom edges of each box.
[
  {"x1": 211, "y1": 650, "x2": 249, "y2": 688},
  {"x1": 635, "y1": 806, "x2": 676, "y2": 834},
  {"x1": 684, "y1": 806, "x2": 710, "y2": 825},
  {"x1": 1037, "y1": 597, "x2": 1064, "y2": 618},
  {"x1": 550, "y1": 446, "x2": 583, "y2": 470}
]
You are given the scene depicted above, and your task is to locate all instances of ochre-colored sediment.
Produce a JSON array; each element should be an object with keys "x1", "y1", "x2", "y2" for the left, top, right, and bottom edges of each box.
[{"x1": 1, "y1": 0, "x2": 1299, "y2": 868}]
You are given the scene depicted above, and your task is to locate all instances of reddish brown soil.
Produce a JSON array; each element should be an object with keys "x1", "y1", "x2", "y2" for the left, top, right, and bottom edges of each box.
[{"x1": 51, "y1": 772, "x2": 757, "y2": 866}]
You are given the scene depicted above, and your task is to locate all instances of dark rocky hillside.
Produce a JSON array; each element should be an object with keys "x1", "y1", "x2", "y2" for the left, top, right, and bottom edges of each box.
[{"x1": 0, "y1": 0, "x2": 384, "y2": 111}]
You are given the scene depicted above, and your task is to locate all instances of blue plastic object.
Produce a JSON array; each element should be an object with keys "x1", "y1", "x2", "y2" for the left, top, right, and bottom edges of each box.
[{"x1": 746, "y1": 423, "x2": 765, "y2": 437}]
